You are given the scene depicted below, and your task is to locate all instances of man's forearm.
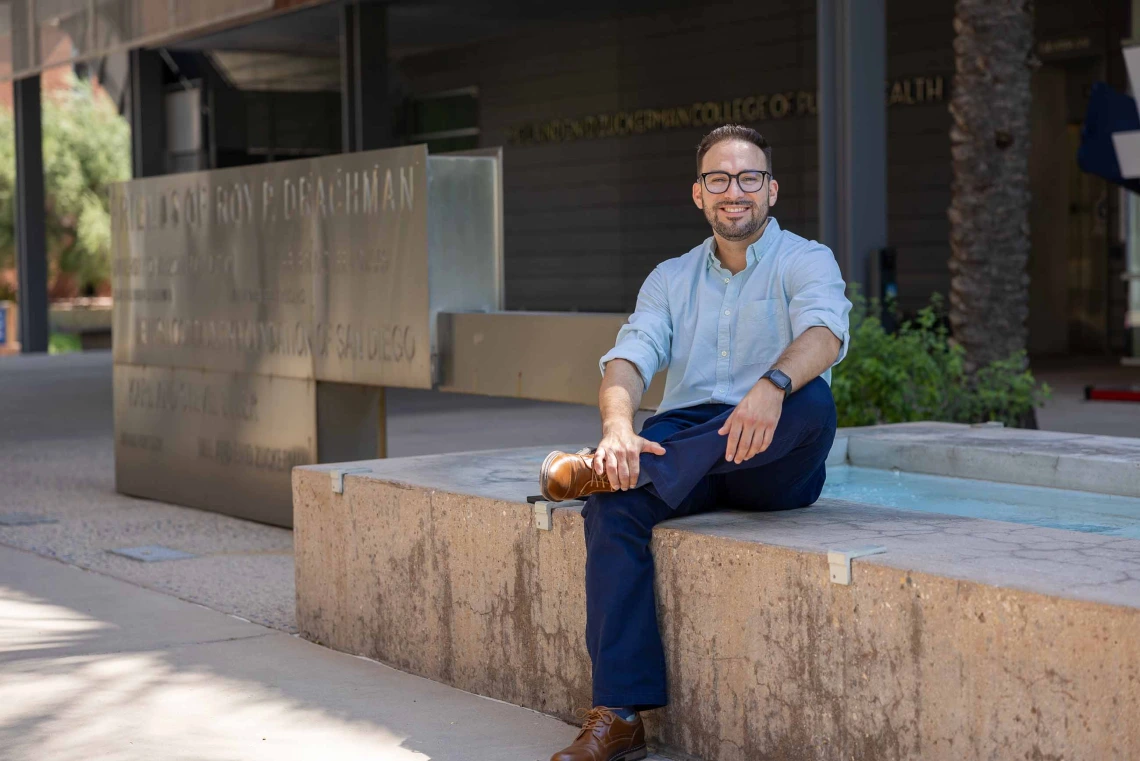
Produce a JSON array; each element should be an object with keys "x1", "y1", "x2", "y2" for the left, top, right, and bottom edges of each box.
[
  {"x1": 771, "y1": 326, "x2": 842, "y2": 392},
  {"x1": 599, "y1": 359, "x2": 644, "y2": 434}
]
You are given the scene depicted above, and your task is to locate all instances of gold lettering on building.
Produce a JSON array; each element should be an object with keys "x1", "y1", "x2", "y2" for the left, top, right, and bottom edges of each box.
[
  {"x1": 508, "y1": 75, "x2": 947, "y2": 146},
  {"x1": 1037, "y1": 36, "x2": 1092, "y2": 58}
]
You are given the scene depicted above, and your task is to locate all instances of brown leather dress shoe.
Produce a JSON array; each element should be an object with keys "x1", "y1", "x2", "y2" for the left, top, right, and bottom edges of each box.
[
  {"x1": 550, "y1": 707, "x2": 647, "y2": 761},
  {"x1": 540, "y1": 449, "x2": 617, "y2": 502}
]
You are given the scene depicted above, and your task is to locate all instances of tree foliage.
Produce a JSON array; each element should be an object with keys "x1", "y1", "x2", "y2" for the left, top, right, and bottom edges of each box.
[
  {"x1": 832, "y1": 290, "x2": 1049, "y2": 428},
  {"x1": 0, "y1": 76, "x2": 130, "y2": 293}
]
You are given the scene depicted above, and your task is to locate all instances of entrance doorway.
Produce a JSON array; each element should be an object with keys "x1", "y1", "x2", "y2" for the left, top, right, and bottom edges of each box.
[{"x1": 1029, "y1": 59, "x2": 1113, "y2": 356}]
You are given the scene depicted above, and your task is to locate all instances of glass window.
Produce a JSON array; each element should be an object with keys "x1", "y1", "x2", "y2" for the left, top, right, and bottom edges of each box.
[{"x1": 406, "y1": 87, "x2": 478, "y2": 153}]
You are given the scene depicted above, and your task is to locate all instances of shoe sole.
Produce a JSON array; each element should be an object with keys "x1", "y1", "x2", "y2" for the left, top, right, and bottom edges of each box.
[
  {"x1": 611, "y1": 747, "x2": 647, "y2": 761},
  {"x1": 539, "y1": 451, "x2": 560, "y2": 501}
]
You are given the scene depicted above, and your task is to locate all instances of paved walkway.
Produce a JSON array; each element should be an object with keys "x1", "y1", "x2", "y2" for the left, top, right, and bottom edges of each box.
[
  {"x1": 1032, "y1": 357, "x2": 1140, "y2": 438},
  {"x1": 0, "y1": 545, "x2": 582, "y2": 761},
  {"x1": 0, "y1": 352, "x2": 668, "y2": 760}
]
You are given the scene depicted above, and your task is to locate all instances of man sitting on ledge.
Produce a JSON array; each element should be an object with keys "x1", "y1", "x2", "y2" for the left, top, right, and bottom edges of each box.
[{"x1": 539, "y1": 124, "x2": 852, "y2": 761}]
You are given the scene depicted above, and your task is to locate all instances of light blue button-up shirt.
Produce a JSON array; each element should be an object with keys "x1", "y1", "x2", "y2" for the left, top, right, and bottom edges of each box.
[{"x1": 599, "y1": 218, "x2": 851, "y2": 414}]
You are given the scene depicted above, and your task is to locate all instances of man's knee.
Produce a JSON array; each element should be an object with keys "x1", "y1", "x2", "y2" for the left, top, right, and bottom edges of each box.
[
  {"x1": 763, "y1": 465, "x2": 828, "y2": 512},
  {"x1": 791, "y1": 377, "x2": 837, "y2": 429},
  {"x1": 793, "y1": 467, "x2": 828, "y2": 507}
]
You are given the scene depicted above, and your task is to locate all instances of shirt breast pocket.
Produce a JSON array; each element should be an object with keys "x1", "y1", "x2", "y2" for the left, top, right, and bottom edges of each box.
[{"x1": 736, "y1": 298, "x2": 784, "y2": 369}]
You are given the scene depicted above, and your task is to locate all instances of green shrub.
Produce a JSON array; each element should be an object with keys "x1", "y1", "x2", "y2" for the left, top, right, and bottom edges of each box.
[
  {"x1": 48, "y1": 332, "x2": 81, "y2": 355},
  {"x1": 832, "y1": 292, "x2": 1049, "y2": 428}
]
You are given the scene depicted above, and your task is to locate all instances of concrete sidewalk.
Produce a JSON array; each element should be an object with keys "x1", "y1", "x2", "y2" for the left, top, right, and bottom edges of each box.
[
  {"x1": 0, "y1": 544, "x2": 614, "y2": 761},
  {"x1": 0, "y1": 353, "x2": 672, "y2": 760},
  {"x1": 1031, "y1": 357, "x2": 1140, "y2": 438}
]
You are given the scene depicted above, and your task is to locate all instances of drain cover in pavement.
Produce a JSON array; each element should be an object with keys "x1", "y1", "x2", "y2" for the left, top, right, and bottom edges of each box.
[
  {"x1": 0, "y1": 512, "x2": 58, "y2": 526},
  {"x1": 109, "y1": 545, "x2": 196, "y2": 562}
]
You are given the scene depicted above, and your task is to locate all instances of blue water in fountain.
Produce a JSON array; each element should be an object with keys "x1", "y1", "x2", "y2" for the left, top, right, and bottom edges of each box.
[{"x1": 821, "y1": 465, "x2": 1140, "y2": 539}]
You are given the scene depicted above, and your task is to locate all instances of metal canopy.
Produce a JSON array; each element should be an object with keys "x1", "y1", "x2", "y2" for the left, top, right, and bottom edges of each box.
[{"x1": 0, "y1": 0, "x2": 330, "y2": 82}]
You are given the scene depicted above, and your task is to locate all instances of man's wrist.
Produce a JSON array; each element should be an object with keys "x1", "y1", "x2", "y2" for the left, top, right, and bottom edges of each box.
[
  {"x1": 602, "y1": 419, "x2": 635, "y2": 436},
  {"x1": 756, "y1": 379, "x2": 785, "y2": 400}
]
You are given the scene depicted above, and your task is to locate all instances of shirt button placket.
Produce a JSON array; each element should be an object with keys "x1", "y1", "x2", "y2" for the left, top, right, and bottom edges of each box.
[
  {"x1": 724, "y1": 279, "x2": 741, "y2": 395},
  {"x1": 716, "y1": 279, "x2": 731, "y2": 398}
]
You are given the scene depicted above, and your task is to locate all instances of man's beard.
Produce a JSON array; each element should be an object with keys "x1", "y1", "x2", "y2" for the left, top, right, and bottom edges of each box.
[{"x1": 704, "y1": 201, "x2": 767, "y2": 241}]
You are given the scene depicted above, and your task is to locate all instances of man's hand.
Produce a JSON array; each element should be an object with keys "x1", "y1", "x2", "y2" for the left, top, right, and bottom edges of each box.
[
  {"x1": 594, "y1": 423, "x2": 666, "y2": 490},
  {"x1": 718, "y1": 378, "x2": 785, "y2": 464}
]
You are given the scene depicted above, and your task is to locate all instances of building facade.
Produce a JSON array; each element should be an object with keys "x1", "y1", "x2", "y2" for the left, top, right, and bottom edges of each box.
[{"x1": 1, "y1": 0, "x2": 1134, "y2": 357}]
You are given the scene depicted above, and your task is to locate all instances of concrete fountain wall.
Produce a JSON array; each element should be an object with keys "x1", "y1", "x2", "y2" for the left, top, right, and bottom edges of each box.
[{"x1": 294, "y1": 424, "x2": 1140, "y2": 761}]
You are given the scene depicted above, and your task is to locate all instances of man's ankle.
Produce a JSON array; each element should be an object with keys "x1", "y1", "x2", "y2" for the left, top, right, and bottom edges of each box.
[{"x1": 607, "y1": 706, "x2": 638, "y2": 722}]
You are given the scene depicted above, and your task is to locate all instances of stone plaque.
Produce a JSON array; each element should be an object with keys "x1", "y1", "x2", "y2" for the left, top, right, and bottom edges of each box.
[
  {"x1": 110, "y1": 145, "x2": 431, "y2": 388},
  {"x1": 114, "y1": 364, "x2": 316, "y2": 526},
  {"x1": 109, "y1": 146, "x2": 502, "y2": 524}
]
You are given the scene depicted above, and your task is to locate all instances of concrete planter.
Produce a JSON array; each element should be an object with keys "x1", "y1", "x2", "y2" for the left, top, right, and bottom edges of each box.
[{"x1": 294, "y1": 426, "x2": 1140, "y2": 761}]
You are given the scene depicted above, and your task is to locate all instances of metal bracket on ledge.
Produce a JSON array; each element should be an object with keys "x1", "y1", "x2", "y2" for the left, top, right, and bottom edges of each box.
[
  {"x1": 532, "y1": 499, "x2": 584, "y2": 530},
  {"x1": 827, "y1": 545, "x2": 887, "y2": 585},
  {"x1": 330, "y1": 467, "x2": 372, "y2": 495}
]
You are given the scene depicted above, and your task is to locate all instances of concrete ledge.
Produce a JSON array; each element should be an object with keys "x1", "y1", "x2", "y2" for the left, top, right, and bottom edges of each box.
[
  {"x1": 49, "y1": 299, "x2": 112, "y2": 333},
  {"x1": 844, "y1": 422, "x2": 1140, "y2": 498},
  {"x1": 50, "y1": 299, "x2": 113, "y2": 350},
  {"x1": 295, "y1": 429, "x2": 1140, "y2": 761}
]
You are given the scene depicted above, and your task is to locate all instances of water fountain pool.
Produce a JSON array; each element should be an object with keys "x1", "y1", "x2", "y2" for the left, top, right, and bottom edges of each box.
[{"x1": 822, "y1": 464, "x2": 1140, "y2": 539}]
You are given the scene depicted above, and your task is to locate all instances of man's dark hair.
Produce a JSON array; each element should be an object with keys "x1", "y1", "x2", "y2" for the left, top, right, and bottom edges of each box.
[{"x1": 695, "y1": 125, "x2": 772, "y2": 176}]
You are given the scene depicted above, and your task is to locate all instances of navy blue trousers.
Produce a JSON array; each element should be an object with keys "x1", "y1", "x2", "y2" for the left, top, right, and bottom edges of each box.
[{"x1": 581, "y1": 377, "x2": 837, "y2": 710}]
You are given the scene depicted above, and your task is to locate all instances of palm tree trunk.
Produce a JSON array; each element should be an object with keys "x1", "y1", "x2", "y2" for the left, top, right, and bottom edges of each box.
[{"x1": 948, "y1": 0, "x2": 1036, "y2": 374}]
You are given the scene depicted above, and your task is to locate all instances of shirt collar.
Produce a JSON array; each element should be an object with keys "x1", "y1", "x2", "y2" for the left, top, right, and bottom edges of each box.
[{"x1": 705, "y1": 217, "x2": 782, "y2": 273}]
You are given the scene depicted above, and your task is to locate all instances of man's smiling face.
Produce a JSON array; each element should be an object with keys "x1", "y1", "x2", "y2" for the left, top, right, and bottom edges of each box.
[{"x1": 691, "y1": 138, "x2": 778, "y2": 243}]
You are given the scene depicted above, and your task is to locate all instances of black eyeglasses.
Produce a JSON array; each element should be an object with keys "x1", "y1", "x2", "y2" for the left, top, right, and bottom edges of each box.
[{"x1": 699, "y1": 170, "x2": 771, "y2": 194}]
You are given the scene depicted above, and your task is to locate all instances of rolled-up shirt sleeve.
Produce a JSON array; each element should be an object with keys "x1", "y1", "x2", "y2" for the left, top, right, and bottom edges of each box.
[
  {"x1": 785, "y1": 244, "x2": 852, "y2": 365},
  {"x1": 599, "y1": 265, "x2": 673, "y2": 391}
]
